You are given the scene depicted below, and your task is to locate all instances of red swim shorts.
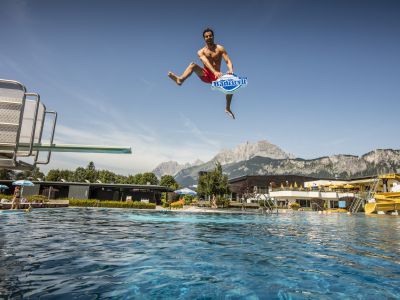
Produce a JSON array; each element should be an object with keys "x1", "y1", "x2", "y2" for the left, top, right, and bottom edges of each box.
[{"x1": 199, "y1": 67, "x2": 217, "y2": 84}]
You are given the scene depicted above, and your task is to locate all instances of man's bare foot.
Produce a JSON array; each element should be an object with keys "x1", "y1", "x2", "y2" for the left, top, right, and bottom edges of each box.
[
  {"x1": 225, "y1": 109, "x2": 235, "y2": 119},
  {"x1": 168, "y1": 72, "x2": 182, "y2": 85}
]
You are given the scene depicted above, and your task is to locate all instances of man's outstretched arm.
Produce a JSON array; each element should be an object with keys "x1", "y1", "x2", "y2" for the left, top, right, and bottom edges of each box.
[{"x1": 221, "y1": 46, "x2": 233, "y2": 74}]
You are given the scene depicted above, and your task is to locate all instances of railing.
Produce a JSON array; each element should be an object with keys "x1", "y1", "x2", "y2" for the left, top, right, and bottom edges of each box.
[
  {"x1": 0, "y1": 79, "x2": 60, "y2": 170},
  {"x1": 348, "y1": 179, "x2": 380, "y2": 213}
]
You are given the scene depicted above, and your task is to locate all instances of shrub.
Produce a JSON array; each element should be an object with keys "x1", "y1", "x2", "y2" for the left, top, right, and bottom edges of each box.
[
  {"x1": 68, "y1": 199, "x2": 156, "y2": 209},
  {"x1": 290, "y1": 202, "x2": 300, "y2": 210},
  {"x1": 197, "y1": 199, "x2": 211, "y2": 207},
  {"x1": 26, "y1": 195, "x2": 48, "y2": 203},
  {"x1": 183, "y1": 194, "x2": 194, "y2": 205},
  {"x1": 0, "y1": 194, "x2": 13, "y2": 201},
  {"x1": 170, "y1": 199, "x2": 185, "y2": 209},
  {"x1": 216, "y1": 195, "x2": 230, "y2": 208},
  {"x1": 161, "y1": 197, "x2": 175, "y2": 208}
]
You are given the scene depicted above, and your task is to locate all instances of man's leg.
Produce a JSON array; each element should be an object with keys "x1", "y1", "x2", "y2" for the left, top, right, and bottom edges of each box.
[
  {"x1": 225, "y1": 94, "x2": 235, "y2": 119},
  {"x1": 168, "y1": 62, "x2": 204, "y2": 85}
]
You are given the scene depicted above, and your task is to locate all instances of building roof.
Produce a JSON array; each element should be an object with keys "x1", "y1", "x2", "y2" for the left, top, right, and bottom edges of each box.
[
  {"x1": 228, "y1": 174, "x2": 320, "y2": 183},
  {"x1": 228, "y1": 174, "x2": 379, "y2": 184},
  {"x1": 0, "y1": 180, "x2": 173, "y2": 192}
]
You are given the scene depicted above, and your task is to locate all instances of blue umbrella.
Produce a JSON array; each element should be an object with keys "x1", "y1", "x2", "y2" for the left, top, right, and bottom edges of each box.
[
  {"x1": 0, "y1": 184, "x2": 9, "y2": 190},
  {"x1": 174, "y1": 187, "x2": 197, "y2": 196},
  {"x1": 12, "y1": 180, "x2": 34, "y2": 186}
]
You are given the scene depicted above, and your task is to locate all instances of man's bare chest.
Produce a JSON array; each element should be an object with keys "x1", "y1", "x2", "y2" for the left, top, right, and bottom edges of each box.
[{"x1": 204, "y1": 49, "x2": 222, "y2": 62}]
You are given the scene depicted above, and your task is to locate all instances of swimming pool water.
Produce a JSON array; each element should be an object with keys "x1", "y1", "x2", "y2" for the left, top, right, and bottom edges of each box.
[{"x1": 1, "y1": 208, "x2": 399, "y2": 299}]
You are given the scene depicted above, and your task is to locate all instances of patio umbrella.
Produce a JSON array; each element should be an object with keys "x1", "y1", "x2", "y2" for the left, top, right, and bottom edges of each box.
[
  {"x1": 12, "y1": 180, "x2": 34, "y2": 186},
  {"x1": 329, "y1": 184, "x2": 343, "y2": 189},
  {"x1": 0, "y1": 184, "x2": 9, "y2": 192},
  {"x1": 174, "y1": 187, "x2": 197, "y2": 196},
  {"x1": 12, "y1": 180, "x2": 34, "y2": 197},
  {"x1": 343, "y1": 184, "x2": 355, "y2": 189}
]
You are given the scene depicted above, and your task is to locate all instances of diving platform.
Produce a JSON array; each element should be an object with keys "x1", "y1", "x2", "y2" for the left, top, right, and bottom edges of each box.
[{"x1": 0, "y1": 79, "x2": 131, "y2": 170}]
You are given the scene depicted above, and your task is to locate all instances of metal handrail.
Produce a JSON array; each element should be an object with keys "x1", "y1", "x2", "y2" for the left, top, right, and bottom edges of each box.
[
  {"x1": 36, "y1": 110, "x2": 57, "y2": 165},
  {"x1": 18, "y1": 93, "x2": 40, "y2": 157},
  {"x1": 34, "y1": 102, "x2": 47, "y2": 164}
]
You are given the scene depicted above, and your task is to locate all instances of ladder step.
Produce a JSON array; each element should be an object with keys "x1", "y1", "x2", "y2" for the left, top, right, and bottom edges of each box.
[
  {"x1": 0, "y1": 98, "x2": 23, "y2": 105},
  {"x1": 0, "y1": 122, "x2": 19, "y2": 126},
  {"x1": 0, "y1": 150, "x2": 14, "y2": 155}
]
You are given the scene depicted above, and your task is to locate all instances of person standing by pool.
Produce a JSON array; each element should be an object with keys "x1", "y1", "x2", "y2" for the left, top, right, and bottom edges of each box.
[
  {"x1": 168, "y1": 28, "x2": 236, "y2": 119},
  {"x1": 11, "y1": 186, "x2": 21, "y2": 210}
]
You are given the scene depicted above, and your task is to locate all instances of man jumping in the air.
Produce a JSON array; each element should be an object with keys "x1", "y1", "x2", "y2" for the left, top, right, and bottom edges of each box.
[{"x1": 168, "y1": 28, "x2": 236, "y2": 119}]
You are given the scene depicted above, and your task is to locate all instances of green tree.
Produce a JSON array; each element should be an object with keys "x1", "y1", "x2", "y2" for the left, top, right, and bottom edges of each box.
[
  {"x1": 85, "y1": 161, "x2": 97, "y2": 183},
  {"x1": 115, "y1": 175, "x2": 128, "y2": 184},
  {"x1": 87, "y1": 161, "x2": 96, "y2": 171},
  {"x1": 211, "y1": 163, "x2": 229, "y2": 196},
  {"x1": 126, "y1": 173, "x2": 142, "y2": 184},
  {"x1": 126, "y1": 173, "x2": 159, "y2": 185},
  {"x1": 15, "y1": 166, "x2": 45, "y2": 181},
  {"x1": 0, "y1": 169, "x2": 15, "y2": 180},
  {"x1": 59, "y1": 169, "x2": 74, "y2": 182},
  {"x1": 46, "y1": 169, "x2": 61, "y2": 181},
  {"x1": 160, "y1": 175, "x2": 179, "y2": 190},
  {"x1": 32, "y1": 167, "x2": 45, "y2": 180},
  {"x1": 197, "y1": 162, "x2": 229, "y2": 207},
  {"x1": 198, "y1": 173, "x2": 210, "y2": 198},
  {"x1": 97, "y1": 170, "x2": 117, "y2": 183},
  {"x1": 140, "y1": 172, "x2": 159, "y2": 185},
  {"x1": 74, "y1": 167, "x2": 87, "y2": 182}
]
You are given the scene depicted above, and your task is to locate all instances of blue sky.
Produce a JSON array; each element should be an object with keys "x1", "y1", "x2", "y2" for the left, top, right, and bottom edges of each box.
[{"x1": 1, "y1": 0, "x2": 399, "y2": 174}]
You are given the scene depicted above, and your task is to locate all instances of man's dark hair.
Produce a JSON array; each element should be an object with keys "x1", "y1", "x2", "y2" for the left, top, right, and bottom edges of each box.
[{"x1": 203, "y1": 28, "x2": 214, "y2": 38}]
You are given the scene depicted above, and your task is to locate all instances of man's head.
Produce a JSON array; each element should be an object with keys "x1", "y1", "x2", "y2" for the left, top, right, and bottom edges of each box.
[{"x1": 203, "y1": 28, "x2": 214, "y2": 45}]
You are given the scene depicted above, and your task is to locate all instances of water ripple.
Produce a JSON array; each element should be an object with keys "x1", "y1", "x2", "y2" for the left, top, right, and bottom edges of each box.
[{"x1": 0, "y1": 208, "x2": 399, "y2": 299}]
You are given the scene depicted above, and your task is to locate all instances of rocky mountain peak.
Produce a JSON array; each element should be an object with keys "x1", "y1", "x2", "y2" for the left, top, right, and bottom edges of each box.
[
  {"x1": 211, "y1": 140, "x2": 293, "y2": 165},
  {"x1": 152, "y1": 159, "x2": 204, "y2": 178}
]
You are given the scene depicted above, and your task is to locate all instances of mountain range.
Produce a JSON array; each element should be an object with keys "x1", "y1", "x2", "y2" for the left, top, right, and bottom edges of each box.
[
  {"x1": 152, "y1": 159, "x2": 204, "y2": 179},
  {"x1": 152, "y1": 140, "x2": 400, "y2": 186}
]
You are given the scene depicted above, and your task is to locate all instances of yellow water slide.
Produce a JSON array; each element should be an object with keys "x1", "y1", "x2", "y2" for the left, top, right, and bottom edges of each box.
[{"x1": 365, "y1": 192, "x2": 400, "y2": 215}]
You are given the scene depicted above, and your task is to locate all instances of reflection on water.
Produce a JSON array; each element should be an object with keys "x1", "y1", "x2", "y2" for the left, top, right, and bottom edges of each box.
[{"x1": 0, "y1": 208, "x2": 399, "y2": 299}]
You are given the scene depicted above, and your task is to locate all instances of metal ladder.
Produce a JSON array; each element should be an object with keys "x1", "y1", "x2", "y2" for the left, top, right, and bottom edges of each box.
[
  {"x1": 258, "y1": 194, "x2": 278, "y2": 214},
  {"x1": 349, "y1": 177, "x2": 379, "y2": 213},
  {"x1": 0, "y1": 80, "x2": 27, "y2": 168}
]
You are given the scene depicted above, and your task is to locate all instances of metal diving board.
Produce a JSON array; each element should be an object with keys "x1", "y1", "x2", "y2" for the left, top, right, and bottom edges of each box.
[{"x1": 0, "y1": 143, "x2": 132, "y2": 154}]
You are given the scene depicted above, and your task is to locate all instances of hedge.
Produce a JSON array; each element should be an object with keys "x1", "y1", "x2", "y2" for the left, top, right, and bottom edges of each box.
[
  {"x1": 68, "y1": 199, "x2": 156, "y2": 209},
  {"x1": 0, "y1": 194, "x2": 48, "y2": 203},
  {"x1": 170, "y1": 199, "x2": 185, "y2": 209},
  {"x1": 0, "y1": 194, "x2": 13, "y2": 201}
]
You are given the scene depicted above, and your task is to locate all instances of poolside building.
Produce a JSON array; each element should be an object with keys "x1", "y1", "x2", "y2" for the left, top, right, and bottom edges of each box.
[
  {"x1": 228, "y1": 174, "x2": 385, "y2": 210},
  {"x1": 0, "y1": 180, "x2": 172, "y2": 205},
  {"x1": 228, "y1": 174, "x2": 318, "y2": 200}
]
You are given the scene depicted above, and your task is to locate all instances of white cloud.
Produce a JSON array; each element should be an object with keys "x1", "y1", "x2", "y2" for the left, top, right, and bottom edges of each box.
[{"x1": 40, "y1": 115, "x2": 220, "y2": 175}]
